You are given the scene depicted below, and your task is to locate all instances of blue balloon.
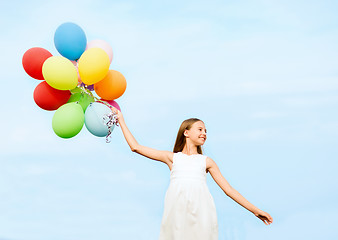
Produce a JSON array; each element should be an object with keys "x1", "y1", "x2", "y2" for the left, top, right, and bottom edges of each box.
[
  {"x1": 54, "y1": 22, "x2": 87, "y2": 60},
  {"x1": 85, "y1": 102, "x2": 114, "y2": 137}
]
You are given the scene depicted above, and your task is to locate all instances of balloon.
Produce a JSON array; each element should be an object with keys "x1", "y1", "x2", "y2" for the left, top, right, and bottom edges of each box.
[
  {"x1": 70, "y1": 86, "x2": 82, "y2": 94},
  {"x1": 54, "y1": 22, "x2": 87, "y2": 60},
  {"x1": 94, "y1": 70, "x2": 126, "y2": 100},
  {"x1": 80, "y1": 82, "x2": 94, "y2": 91},
  {"x1": 42, "y1": 56, "x2": 78, "y2": 90},
  {"x1": 86, "y1": 39, "x2": 113, "y2": 63},
  {"x1": 101, "y1": 99, "x2": 121, "y2": 111},
  {"x1": 34, "y1": 81, "x2": 71, "y2": 111},
  {"x1": 22, "y1": 47, "x2": 52, "y2": 80},
  {"x1": 67, "y1": 90, "x2": 94, "y2": 112},
  {"x1": 87, "y1": 84, "x2": 94, "y2": 91},
  {"x1": 84, "y1": 102, "x2": 113, "y2": 137},
  {"x1": 52, "y1": 102, "x2": 84, "y2": 138},
  {"x1": 71, "y1": 60, "x2": 82, "y2": 84},
  {"x1": 78, "y1": 48, "x2": 110, "y2": 85}
]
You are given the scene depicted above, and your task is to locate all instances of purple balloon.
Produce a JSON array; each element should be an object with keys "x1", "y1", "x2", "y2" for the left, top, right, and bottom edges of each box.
[
  {"x1": 80, "y1": 82, "x2": 94, "y2": 91},
  {"x1": 87, "y1": 84, "x2": 94, "y2": 91}
]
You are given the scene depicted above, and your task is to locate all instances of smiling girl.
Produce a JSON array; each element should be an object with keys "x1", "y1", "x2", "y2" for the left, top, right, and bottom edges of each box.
[{"x1": 113, "y1": 109, "x2": 273, "y2": 240}]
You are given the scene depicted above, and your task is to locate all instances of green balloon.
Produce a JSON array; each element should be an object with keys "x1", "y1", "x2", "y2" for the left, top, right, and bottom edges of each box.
[
  {"x1": 68, "y1": 91, "x2": 94, "y2": 112},
  {"x1": 70, "y1": 86, "x2": 82, "y2": 94},
  {"x1": 52, "y1": 102, "x2": 84, "y2": 138}
]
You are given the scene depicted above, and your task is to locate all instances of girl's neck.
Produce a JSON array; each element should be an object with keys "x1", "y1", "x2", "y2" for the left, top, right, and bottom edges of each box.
[{"x1": 181, "y1": 144, "x2": 198, "y2": 156}]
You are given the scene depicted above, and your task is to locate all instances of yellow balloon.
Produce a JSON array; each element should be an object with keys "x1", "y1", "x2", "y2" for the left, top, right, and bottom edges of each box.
[
  {"x1": 42, "y1": 56, "x2": 78, "y2": 90},
  {"x1": 78, "y1": 48, "x2": 110, "y2": 85}
]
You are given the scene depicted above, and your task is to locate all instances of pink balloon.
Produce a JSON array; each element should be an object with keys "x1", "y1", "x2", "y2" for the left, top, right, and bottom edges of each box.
[
  {"x1": 86, "y1": 40, "x2": 113, "y2": 63},
  {"x1": 101, "y1": 99, "x2": 121, "y2": 111},
  {"x1": 71, "y1": 60, "x2": 82, "y2": 84}
]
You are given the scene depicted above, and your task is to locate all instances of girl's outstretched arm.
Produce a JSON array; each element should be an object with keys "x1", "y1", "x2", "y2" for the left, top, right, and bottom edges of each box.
[
  {"x1": 206, "y1": 157, "x2": 273, "y2": 225},
  {"x1": 113, "y1": 108, "x2": 173, "y2": 167}
]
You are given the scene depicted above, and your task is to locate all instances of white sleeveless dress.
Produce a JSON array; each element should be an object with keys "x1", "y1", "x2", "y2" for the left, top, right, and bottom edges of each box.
[{"x1": 158, "y1": 152, "x2": 218, "y2": 240}]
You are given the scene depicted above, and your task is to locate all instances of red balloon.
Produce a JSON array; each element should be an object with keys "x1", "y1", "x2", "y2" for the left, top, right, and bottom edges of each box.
[
  {"x1": 33, "y1": 81, "x2": 71, "y2": 111},
  {"x1": 22, "y1": 47, "x2": 52, "y2": 80}
]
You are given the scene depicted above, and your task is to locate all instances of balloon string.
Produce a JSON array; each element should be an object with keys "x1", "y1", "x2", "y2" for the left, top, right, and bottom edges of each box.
[
  {"x1": 79, "y1": 85, "x2": 119, "y2": 143},
  {"x1": 102, "y1": 112, "x2": 118, "y2": 143}
]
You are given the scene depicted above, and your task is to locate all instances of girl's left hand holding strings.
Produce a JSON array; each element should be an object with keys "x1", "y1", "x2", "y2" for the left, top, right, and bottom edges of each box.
[
  {"x1": 111, "y1": 107, "x2": 123, "y2": 123},
  {"x1": 254, "y1": 209, "x2": 273, "y2": 225}
]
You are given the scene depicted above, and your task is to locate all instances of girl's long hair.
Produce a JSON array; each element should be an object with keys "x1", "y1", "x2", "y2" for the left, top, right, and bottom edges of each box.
[{"x1": 173, "y1": 118, "x2": 203, "y2": 154}]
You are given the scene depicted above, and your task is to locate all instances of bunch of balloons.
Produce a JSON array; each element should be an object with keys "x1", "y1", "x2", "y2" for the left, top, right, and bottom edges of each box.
[{"x1": 22, "y1": 22, "x2": 126, "y2": 142}]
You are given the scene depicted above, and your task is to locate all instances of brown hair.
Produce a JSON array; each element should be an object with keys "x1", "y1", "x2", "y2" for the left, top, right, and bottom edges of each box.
[{"x1": 173, "y1": 118, "x2": 204, "y2": 154}]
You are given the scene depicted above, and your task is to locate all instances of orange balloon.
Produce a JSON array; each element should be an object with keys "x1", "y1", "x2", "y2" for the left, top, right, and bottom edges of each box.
[{"x1": 94, "y1": 70, "x2": 126, "y2": 100}]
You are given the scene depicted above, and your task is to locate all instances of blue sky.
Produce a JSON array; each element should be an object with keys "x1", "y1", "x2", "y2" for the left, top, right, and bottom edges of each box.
[{"x1": 1, "y1": 0, "x2": 338, "y2": 239}]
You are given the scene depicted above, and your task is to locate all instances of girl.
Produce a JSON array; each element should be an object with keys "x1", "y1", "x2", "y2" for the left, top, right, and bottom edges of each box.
[{"x1": 113, "y1": 109, "x2": 273, "y2": 240}]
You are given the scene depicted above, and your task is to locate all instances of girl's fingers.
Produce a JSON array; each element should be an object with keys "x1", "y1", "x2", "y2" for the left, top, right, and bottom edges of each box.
[
  {"x1": 258, "y1": 213, "x2": 272, "y2": 225},
  {"x1": 111, "y1": 107, "x2": 118, "y2": 115},
  {"x1": 267, "y1": 214, "x2": 273, "y2": 223}
]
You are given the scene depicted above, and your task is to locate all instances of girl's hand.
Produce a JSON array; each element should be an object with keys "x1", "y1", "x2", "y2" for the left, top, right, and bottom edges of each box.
[
  {"x1": 111, "y1": 107, "x2": 123, "y2": 124},
  {"x1": 254, "y1": 210, "x2": 273, "y2": 225}
]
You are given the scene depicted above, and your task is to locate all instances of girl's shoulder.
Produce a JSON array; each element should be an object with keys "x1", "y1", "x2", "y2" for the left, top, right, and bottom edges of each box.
[{"x1": 205, "y1": 156, "x2": 219, "y2": 173}]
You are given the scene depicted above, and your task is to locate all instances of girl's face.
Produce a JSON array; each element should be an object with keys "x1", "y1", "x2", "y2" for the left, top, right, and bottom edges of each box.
[{"x1": 184, "y1": 121, "x2": 207, "y2": 146}]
